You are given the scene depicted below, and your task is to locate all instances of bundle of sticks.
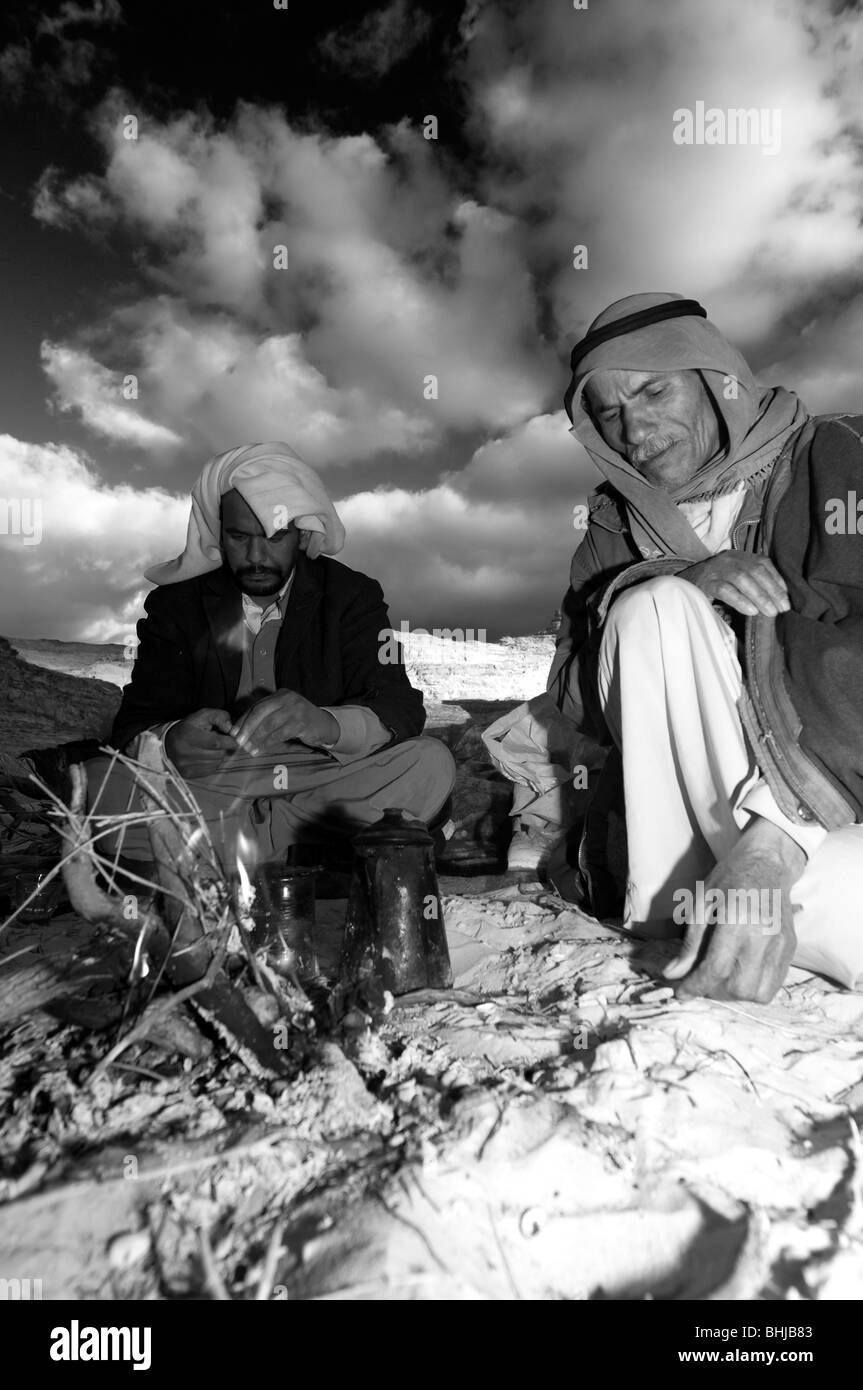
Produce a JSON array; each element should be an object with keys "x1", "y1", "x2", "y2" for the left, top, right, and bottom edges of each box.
[{"x1": 0, "y1": 732, "x2": 307, "y2": 1079}]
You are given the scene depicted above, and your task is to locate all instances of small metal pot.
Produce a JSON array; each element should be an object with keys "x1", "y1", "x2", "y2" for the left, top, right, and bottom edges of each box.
[{"x1": 340, "y1": 808, "x2": 453, "y2": 995}]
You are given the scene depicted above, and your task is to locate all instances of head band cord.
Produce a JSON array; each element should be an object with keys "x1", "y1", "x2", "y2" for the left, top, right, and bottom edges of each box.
[{"x1": 568, "y1": 299, "x2": 707, "y2": 374}]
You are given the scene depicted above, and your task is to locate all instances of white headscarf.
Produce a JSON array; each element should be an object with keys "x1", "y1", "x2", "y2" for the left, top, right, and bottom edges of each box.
[{"x1": 145, "y1": 441, "x2": 346, "y2": 586}]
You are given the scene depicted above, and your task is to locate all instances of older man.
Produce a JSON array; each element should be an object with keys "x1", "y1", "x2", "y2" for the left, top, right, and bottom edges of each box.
[
  {"x1": 485, "y1": 292, "x2": 863, "y2": 1002},
  {"x1": 88, "y1": 442, "x2": 455, "y2": 869}
]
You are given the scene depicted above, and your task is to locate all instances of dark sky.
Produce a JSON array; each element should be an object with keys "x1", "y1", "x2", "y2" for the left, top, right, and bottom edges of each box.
[
  {"x1": 0, "y1": 0, "x2": 473, "y2": 449},
  {"x1": 1, "y1": 0, "x2": 862, "y2": 642}
]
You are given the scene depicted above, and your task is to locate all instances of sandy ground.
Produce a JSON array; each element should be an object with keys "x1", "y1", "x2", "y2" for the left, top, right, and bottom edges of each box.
[
  {"x1": 2, "y1": 634, "x2": 862, "y2": 1300},
  {"x1": 1, "y1": 883, "x2": 861, "y2": 1301}
]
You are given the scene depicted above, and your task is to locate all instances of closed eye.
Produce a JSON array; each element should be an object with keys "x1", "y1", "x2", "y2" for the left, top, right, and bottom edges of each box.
[
  {"x1": 224, "y1": 528, "x2": 289, "y2": 541},
  {"x1": 596, "y1": 384, "x2": 668, "y2": 419}
]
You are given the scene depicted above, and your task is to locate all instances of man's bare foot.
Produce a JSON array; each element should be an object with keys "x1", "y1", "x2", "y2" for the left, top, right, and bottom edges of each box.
[{"x1": 663, "y1": 817, "x2": 805, "y2": 1002}]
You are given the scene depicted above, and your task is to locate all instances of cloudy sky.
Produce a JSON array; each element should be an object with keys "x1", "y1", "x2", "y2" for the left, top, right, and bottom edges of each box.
[{"x1": 1, "y1": 0, "x2": 862, "y2": 644}]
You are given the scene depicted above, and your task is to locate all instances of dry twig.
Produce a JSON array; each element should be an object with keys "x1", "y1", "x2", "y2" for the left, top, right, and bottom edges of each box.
[
  {"x1": 196, "y1": 1225, "x2": 232, "y2": 1302},
  {"x1": 255, "y1": 1219, "x2": 287, "y2": 1301}
]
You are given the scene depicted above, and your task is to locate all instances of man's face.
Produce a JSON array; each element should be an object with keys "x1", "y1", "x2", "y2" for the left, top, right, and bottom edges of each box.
[
  {"x1": 220, "y1": 488, "x2": 301, "y2": 597},
  {"x1": 582, "y1": 368, "x2": 723, "y2": 489}
]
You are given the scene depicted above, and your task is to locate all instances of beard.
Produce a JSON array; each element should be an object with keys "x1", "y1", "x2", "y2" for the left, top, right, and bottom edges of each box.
[
  {"x1": 628, "y1": 436, "x2": 681, "y2": 467},
  {"x1": 236, "y1": 567, "x2": 285, "y2": 595}
]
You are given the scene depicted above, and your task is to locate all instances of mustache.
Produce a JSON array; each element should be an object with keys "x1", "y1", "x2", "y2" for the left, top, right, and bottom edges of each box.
[
  {"x1": 238, "y1": 566, "x2": 281, "y2": 577},
  {"x1": 628, "y1": 437, "x2": 680, "y2": 466}
]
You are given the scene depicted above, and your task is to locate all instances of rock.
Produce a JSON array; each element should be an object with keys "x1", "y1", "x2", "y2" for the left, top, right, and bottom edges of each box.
[
  {"x1": 107, "y1": 1230, "x2": 151, "y2": 1271},
  {"x1": 422, "y1": 703, "x2": 474, "y2": 751},
  {"x1": 422, "y1": 702, "x2": 515, "y2": 854},
  {"x1": 401, "y1": 631, "x2": 554, "y2": 703},
  {"x1": 452, "y1": 723, "x2": 487, "y2": 760},
  {"x1": 0, "y1": 636, "x2": 121, "y2": 755}
]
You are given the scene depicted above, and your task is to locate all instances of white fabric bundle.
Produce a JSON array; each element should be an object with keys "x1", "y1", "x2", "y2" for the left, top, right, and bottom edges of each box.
[{"x1": 145, "y1": 441, "x2": 346, "y2": 586}]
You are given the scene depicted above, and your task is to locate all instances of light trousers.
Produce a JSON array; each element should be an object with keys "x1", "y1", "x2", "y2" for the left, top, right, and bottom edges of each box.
[
  {"x1": 86, "y1": 736, "x2": 456, "y2": 871},
  {"x1": 596, "y1": 577, "x2": 863, "y2": 988}
]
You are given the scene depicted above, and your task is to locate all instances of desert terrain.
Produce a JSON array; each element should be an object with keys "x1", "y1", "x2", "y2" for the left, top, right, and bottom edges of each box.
[{"x1": 1, "y1": 633, "x2": 861, "y2": 1301}]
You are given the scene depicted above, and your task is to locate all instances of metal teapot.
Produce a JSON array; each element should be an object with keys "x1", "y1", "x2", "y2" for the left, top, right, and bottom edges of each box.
[{"x1": 339, "y1": 807, "x2": 453, "y2": 995}]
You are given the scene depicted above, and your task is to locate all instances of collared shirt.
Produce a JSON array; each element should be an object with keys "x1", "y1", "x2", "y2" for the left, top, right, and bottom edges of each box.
[
  {"x1": 237, "y1": 576, "x2": 294, "y2": 700},
  {"x1": 241, "y1": 574, "x2": 294, "y2": 637},
  {"x1": 236, "y1": 570, "x2": 390, "y2": 760},
  {"x1": 152, "y1": 569, "x2": 392, "y2": 764}
]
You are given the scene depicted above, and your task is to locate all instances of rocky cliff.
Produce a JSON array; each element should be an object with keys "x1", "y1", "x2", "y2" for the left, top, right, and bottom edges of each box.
[{"x1": 0, "y1": 636, "x2": 121, "y2": 756}]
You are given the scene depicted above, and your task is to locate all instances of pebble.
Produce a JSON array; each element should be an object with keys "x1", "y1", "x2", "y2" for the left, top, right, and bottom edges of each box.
[
  {"x1": 637, "y1": 986, "x2": 675, "y2": 1004},
  {"x1": 519, "y1": 1206, "x2": 547, "y2": 1238},
  {"x1": 107, "y1": 1231, "x2": 151, "y2": 1271}
]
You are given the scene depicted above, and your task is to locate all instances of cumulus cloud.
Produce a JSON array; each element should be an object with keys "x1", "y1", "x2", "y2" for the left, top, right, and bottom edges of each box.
[
  {"x1": 0, "y1": 415, "x2": 583, "y2": 643},
  {"x1": 37, "y1": 0, "x2": 122, "y2": 40},
  {"x1": 33, "y1": 99, "x2": 556, "y2": 460},
  {"x1": 37, "y1": 300, "x2": 439, "y2": 466},
  {"x1": 466, "y1": 0, "x2": 863, "y2": 352},
  {"x1": 41, "y1": 342, "x2": 184, "y2": 449},
  {"x1": 337, "y1": 418, "x2": 589, "y2": 637},
  {"x1": 10, "y1": 0, "x2": 863, "y2": 642},
  {"x1": 30, "y1": 0, "x2": 863, "y2": 476},
  {"x1": 762, "y1": 293, "x2": 863, "y2": 414},
  {"x1": 319, "y1": 0, "x2": 435, "y2": 80},
  {"x1": 337, "y1": 481, "x2": 556, "y2": 634},
  {"x1": 0, "y1": 435, "x2": 187, "y2": 641},
  {"x1": 456, "y1": 410, "x2": 596, "y2": 506},
  {"x1": 0, "y1": 43, "x2": 32, "y2": 100},
  {"x1": 0, "y1": 0, "x2": 122, "y2": 107}
]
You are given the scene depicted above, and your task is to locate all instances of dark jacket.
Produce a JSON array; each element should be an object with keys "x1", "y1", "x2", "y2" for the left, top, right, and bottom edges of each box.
[
  {"x1": 741, "y1": 415, "x2": 863, "y2": 829},
  {"x1": 547, "y1": 414, "x2": 863, "y2": 845},
  {"x1": 111, "y1": 552, "x2": 425, "y2": 751}
]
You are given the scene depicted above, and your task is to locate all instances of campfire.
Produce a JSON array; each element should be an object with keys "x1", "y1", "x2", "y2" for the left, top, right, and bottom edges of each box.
[{"x1": 0, "y1": 733, "x2": 321, "y2": 1081}]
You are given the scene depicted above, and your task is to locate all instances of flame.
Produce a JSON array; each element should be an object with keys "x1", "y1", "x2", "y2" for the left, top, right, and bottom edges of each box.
[
  {"x1": 224, "y1": 617, "x2": 247, "y2": 653},
  {"x1": 235, "y1": 829, "x2": 257, "y2": 913}
]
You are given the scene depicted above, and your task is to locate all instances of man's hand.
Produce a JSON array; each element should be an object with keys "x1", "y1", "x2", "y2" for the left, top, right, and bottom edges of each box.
[
  {"x1": 229, "y1": 691, "x2": 339, "y2": 756},
  {"x1": 165, "y1": 708, "x2": 238, "y2": 779},
  {"x1": 681, "y1": 552, "x2": 790, "y2": 617},
  {"x1": 663, "y1": 818, "x2": 804, "y2": 1003}
]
